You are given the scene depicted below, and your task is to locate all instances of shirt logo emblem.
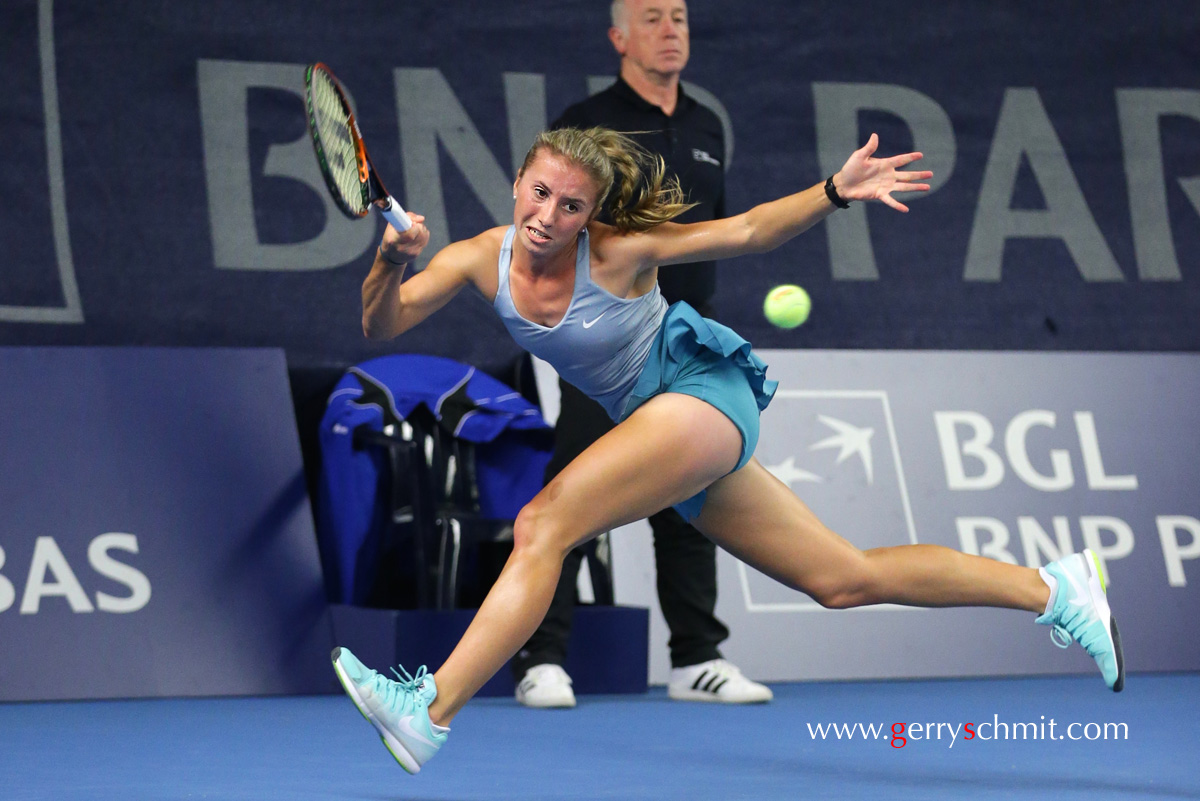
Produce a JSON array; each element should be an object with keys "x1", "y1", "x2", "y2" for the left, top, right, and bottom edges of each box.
[
  {"x1": 692, "y1": 148, "x2": 721, "y2": 167},
  {"x1": 582, "y1": 312, "x2": 607, "y2": 329}
]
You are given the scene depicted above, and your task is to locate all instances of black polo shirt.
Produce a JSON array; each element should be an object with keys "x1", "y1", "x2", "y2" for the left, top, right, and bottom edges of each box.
[{"x1": 552, "y1": 77, "x2": 726, "y2": 313}]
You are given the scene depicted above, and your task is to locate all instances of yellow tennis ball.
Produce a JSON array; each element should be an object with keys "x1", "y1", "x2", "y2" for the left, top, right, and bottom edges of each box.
[{"x1": 763, "y1": 284, "x2": 811, "y2": 328}]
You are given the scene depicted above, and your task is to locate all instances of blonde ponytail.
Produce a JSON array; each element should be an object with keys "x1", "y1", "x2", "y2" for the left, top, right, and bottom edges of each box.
[{"x1": 518, "y1": 127, "x2": 696, "y2": 233}]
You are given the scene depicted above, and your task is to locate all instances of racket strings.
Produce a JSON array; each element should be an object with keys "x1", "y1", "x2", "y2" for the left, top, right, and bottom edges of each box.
[{"x1": 311, "y1": 73, "x2": 367, "y2": 214}]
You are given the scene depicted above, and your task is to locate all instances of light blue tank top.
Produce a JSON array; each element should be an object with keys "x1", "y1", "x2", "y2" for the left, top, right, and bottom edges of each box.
[{"x1": 494, "y1": 225, "x2": 667, "y2": 420}]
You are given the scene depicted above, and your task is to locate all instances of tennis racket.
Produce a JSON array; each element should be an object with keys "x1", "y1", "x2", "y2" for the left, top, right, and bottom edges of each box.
[{"x1": 304, "y1": 62, "x2": 412, "y2": 232}]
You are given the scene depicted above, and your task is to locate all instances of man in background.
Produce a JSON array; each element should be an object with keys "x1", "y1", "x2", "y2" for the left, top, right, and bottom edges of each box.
[{"x1": 512, "y1": 0, "x2": 773, "y2": 709}]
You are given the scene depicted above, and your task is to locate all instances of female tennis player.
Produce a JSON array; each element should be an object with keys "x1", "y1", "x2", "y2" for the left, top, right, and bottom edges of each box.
[{"x1": 331, "y1": 127, "x2": 1123, "y2": 774}]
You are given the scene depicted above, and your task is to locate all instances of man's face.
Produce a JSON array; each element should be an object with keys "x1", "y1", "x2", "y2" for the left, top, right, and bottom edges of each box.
[{"x1": 612, "y1": 0, "x2": 689, "y2": 79}]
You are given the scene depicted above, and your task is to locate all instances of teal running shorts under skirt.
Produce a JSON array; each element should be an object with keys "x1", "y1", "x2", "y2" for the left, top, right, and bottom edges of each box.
[{"x1": 617, "y1": 301, "x2": 778, "y2": 521}]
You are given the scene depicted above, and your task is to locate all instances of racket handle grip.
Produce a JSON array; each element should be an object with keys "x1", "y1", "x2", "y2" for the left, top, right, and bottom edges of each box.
[{"x1": 378, "y1": 197, "x2": 413, "y2": 232}]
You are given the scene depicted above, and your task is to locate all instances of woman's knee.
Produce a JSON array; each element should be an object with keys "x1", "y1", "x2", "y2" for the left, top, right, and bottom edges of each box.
[
  {"x1": 511, "y1": 494, "x2": 577, "y2": 561},
  {"x1": 805, "y1": 557, "x2": 879, "y2": 609}
]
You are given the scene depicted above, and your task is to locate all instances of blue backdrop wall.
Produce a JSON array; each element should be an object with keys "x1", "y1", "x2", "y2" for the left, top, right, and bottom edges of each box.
[{"x1": 3, "y1": 0, "x2": 1198, "y2": 372}]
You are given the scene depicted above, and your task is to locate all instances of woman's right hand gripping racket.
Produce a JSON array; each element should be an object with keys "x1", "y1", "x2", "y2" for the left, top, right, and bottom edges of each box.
[{"x1": 305, "y1": 62, "x2": 412, "y2": 232}]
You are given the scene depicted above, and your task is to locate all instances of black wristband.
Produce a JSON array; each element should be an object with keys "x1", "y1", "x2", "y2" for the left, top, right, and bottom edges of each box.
[
  {"x1": 378, "y1": 246, "x2": 407, "y2": 266},
  {"x1": 824, "y1": 175, "x2": 850, "y2": 209}
]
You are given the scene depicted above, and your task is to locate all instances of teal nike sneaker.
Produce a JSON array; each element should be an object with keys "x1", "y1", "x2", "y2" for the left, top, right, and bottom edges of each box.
[
  {"x1": 1036, "y1": 549, "x2": 1125, "y2": 692},
  {"x1": 331, "y1": 647, "x2": 449, "y2": 773}
]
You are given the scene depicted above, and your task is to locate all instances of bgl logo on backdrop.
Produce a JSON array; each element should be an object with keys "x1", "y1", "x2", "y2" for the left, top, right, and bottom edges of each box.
[
  {"x1": 0, "y1": 534, "x2": 152, "y2": 615},
  {"x1": 936, "y1": 410, "x2": 1200, "y2": 587},
  {"x1": 746, "y1": 392, "x2": 1200, "y2": 610}
]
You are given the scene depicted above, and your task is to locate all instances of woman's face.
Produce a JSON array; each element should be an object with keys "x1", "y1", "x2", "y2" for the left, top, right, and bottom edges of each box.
[{"x1": 512, "y1": 151, "x2": 603, "y2": 257}]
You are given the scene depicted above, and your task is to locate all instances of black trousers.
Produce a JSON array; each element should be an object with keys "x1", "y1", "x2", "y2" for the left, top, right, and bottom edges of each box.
[{"x1": 511, "y1": 378, "x2": 729, "y2": 678}]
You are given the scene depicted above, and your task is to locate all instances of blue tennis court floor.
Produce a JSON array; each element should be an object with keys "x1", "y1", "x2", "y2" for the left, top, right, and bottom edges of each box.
[{"x1": 2, "y1": 673, "x2": 1196, "y2": 800}]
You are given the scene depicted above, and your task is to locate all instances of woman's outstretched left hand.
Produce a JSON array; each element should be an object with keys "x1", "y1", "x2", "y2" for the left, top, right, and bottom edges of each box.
[{"x1": 833, "y1": 133, "x2": 933, "y2": 213}]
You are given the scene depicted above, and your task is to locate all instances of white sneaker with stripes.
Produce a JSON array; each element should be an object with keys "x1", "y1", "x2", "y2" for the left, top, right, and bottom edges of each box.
[
  {"x1": 668, "y1": 659, "x2": 773, "y2": 704},
  {"x1": 515, "y1": 664, "x2": 577, "y2": 708}
]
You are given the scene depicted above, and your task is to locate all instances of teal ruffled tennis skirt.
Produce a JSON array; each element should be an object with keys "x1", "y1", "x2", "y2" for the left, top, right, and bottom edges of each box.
[{"x1": 618, "y1": 301, "x2": 778, "y2": 521}]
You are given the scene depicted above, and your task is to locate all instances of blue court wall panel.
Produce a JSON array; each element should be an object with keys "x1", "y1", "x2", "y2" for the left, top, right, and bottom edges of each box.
[{"x1": 0, "y1": 0, "x2": 1196, "y2": 372}]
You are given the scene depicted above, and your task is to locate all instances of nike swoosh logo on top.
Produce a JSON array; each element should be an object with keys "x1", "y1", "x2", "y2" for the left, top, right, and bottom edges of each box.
[
  {"x1": 582, "y1": 313, "x2": 606, "y2": 329},
  {"x1": 1063, "y1": 564, "x2": 1091, "y2": 610},
  {"x1": 397, "y1": 715, "x2": 437, "y2": 747}
]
